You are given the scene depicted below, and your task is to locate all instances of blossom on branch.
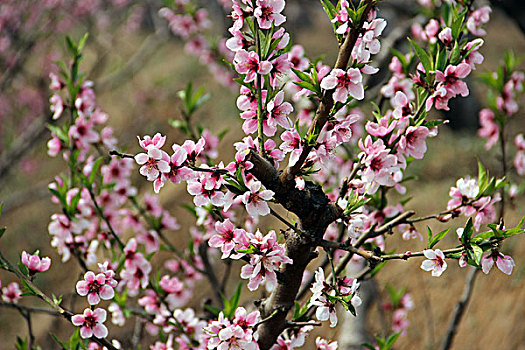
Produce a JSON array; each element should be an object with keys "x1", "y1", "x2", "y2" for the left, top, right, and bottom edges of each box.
[{"x1": 420, "y1": 249, "x2": 447, "y2": 277}]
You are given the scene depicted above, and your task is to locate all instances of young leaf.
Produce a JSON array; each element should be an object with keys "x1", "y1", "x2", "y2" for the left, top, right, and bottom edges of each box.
[
  {"x1": 429, "y1": 228, "x2": 450, "y2": 248},
  {"x1": 408, "y1": 38, "x2": 432, "y2": 73}
]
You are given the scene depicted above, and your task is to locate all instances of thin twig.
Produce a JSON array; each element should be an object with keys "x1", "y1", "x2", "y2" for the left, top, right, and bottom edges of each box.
[
  {"x1": 269, "y1": 207, "x2": 299, "y2": 232},
  {"x1": 440, "y1": 267, "x2": 479, "y2": 350},
  {"x1": 86, "y1": 186, "x2": 125, "y2": 250},
  {"x1": 198, "y1": 242, "x2": 225, "y2": 308},
  {"x1": 0, "y1": 251, "x2": 119, "y2": 350}
]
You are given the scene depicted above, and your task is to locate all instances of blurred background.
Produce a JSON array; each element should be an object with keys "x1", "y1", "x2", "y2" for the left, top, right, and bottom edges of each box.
[{"x1": 0, "y1": 0, "x2": 524, "y2": 349}]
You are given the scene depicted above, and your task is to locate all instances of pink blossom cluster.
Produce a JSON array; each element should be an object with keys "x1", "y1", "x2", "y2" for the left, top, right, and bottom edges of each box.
[
  {"x1": 497, "y1": 71, "x2": 524, "y2": 116},
  {"x1": 159, "y1": 3, "x2": 235, "y2": 88},
  {"x1": 270, "y1": 326, "x2": 313, "y2": 350},
  {"x1": 238, "y1": 230, "x2": 293, "y2": 291},
  {"x1": 515, "y1": 134, "x2": 525, "y2": 176},
  {"x1": 447, "y1": 177, "x2": 499, "y2": 231},
  {"x1": 315, "y1": 337, "x2": 338, "y2": 350},
  {"x1": 76, "y1": 263, "x2": 117, "y2": 305},
  {"x1": 310, "y1": 268, "x2": 361, "y2": 327},
  {"x1": 203, "y1": 307, "x2": 261, "y2": 350},
  {"x1": 383, "y1": 293, "x2": 414, "y2": 336},
  {"x1": 47, "y1": 76, "x2": 116, "y2": 160}
]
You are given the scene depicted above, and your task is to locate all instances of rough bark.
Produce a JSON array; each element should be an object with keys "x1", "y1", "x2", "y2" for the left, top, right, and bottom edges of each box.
[{"x1": 248, "y1": 151, "x2": 342, "y2": 350}]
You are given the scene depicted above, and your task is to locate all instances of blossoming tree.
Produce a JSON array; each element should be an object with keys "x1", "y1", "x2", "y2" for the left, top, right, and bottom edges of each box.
[{"x1": 0, "y1": 0, "x2": 524, "y2": 349}]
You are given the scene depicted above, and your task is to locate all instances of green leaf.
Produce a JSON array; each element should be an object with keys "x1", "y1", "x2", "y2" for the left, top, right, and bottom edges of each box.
[
  {"x1": 77, "y1": 33, "x2": 89, "y2": 53},
  {"x1": 449, "y1": 41, "x2": 461, "y2": 65},
  {"x1": 88, "y1": 157, "x2": 104, "y2": 187},
  {"x1": 229, "y1": 283, "x2": 243, "y2": 314},
  {"x1": 319, "y1": 0, "x2": 337, "y2": 21},
  {"x1": 65, "y1": 36, "x2": 77, "y2": 56},
  {"x1": 20, "y1": 279, "x2": 38, "y2": 297},
  {"x1": 426, "y1": 227, "x2": 433, "y2": 249},
  {"x1": 294, "y1": 81, "x2": 318, "y2": 93},
  {"x1": 408, "y1": 38, "x2": 432, "y2": 73},
  {"x1": 0, "y1": 227, "x2": 6, "y2": 240},
  {"x1": 385, "y1": 332, "x2": 402, "y2": 349},
  {"x1": 52, "y1": 294, "x2": 63, "y2": 306},
  {"x1": 424, "y1": 119, "x2": 446, "y2": 128},
  {"x1": 18, "y1": 259, "x2": 29, "y2": 277},
  {"x1": 470, "y1": 244, "x2": 483, "y2": 265},
  {"x1": 50, "y1": 333, "x2": 70, "y2": 350},
  {"x1": 15, "y1": 337, "x2": 28, "y2": 350},
  {"x1": 461, "y1": 217, "x2": 474, "y2": 245},
  {"x1": 204, "y1": 304, "x2": 220, "y2": 316},
  {"x1": 429, "y1": 228, "x2": 450, "y2": 249},
  {"x1": 0, "y1": 202, "x2": 3, "y2": 216}
]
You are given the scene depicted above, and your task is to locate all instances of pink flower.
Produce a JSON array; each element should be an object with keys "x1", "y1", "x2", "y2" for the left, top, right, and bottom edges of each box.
[
  {"x1": 240, "y1": 230, "x2": 292, "y2": 291},
  {"x1": 187, "y1": 172, "x2": 225, "y2": 207},
  {"x1": 425, "y1": 85, "x2": 450, "y2": 111},
  {"x1": 481, "y1": 250, "x2": 515, "y2": 275},
  {"x1": 478, "y1": 108, "x2": 499, "y2": 150},
  {"x1": 392, "y1": 91, "x2": 414, "y2": 119},
  {"x1": 242, "y1": 180, "x2": 274, "y2": 217},
  {"x1": 435, "y1": 63, "x2": 471, "y2": 98},
  {"x1": 315, "y1": 337, "x2": 338, "y2": 350},
  {"x1": 49, "y1": 72, "x2": 64, "y2": 90},
  {"x1": 21, "y1": 251, "x2": 51, "y2": 275},
  {"x1": 438, "y1": 27, "x2": 453, "y2": 47},
  {"x1": 358, "y1": 136, "x2": 401, "y2": 193},
  {"x1": 168, "y1": 144, "x2": 192, "y2": 184},
  {"x1": 50, "y1": 94, "x2": 64, "y2": 120},
  {"x1": 76, "y1": 271, "x2": 115, "y2": 305},
  {"x1": 420, "y1": 249, "x2": 447, "y2": 277},
  {"x1": 399, "y1": 126, "x2": 429, "y2": 159},
  {"x1": 288, "y1": 45, "x2": 309, "y2": 71},
  {"x1": 514, "y1": 151, "x2": 525, "y2": 176},
  {"x1": 72, "y1": 308, "x2": 108, "y2": 339},
  {"x1": 135, "y1": 145, "x2": 171, "y2": 192},
  {"x1": 365, "y1": 115, "x2": 396, "y2": 137},
  {"x1": 209, "y1": 219, "x2": 247, "y2": 258},
  {"x1": 467, "y1": 6, "x2": 491, "y2": 36},
  {"x1": 321, "y1": 68, "x2": 364, "y2": 102},
  {"x1": 462, "y1": 39, "x2": 484, "y2": 70},
  {"x1": 138, "y1": 133, "x2": 166, "y2": 150},
  {"x1": 254, "y1": 0, "x2": 286, "y2": 29},
  {"x1": 234, "y1": 49, "x2": 273, "y2": 83},
  {"x1": 1, "y1": 282, "x2": 22, "y2": 303}
]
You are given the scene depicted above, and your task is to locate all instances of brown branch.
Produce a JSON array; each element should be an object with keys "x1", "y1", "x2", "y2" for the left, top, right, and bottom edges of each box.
[
  {"x1": 440, "y1": 267, "x2": 479, "y2": 350},
  {"x1": 280, "y1": 0, "x2": 377, "y2": 184},
  {"x1": 198, "y1": 242, "x2": 225, "y2": 308},
  {"x1": 247, "y1": 149, "x2": 343, "y2": 349}
]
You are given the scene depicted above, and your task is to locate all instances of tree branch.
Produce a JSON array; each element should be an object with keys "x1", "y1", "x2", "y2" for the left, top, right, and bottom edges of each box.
[{"x1": 440, "y1": 267, "x2": 479, "y2": 350}]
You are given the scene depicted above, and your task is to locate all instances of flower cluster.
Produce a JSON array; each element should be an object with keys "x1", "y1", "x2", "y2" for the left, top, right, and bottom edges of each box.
[
  {"x1": 203, "y1": 307, "x2": 260, "y2": 350},
  {"x1": 76, "y1": 264, "x2": 117, "y2": 305},
  {"x1": 238, "y1": 230, "x2": 293, "y2": 291},
  {"x1": 159, "y1": 3, "x2": 235, "y2": 88},
  {"x1": 447, "y1": 177, "x2": 499, "y2": 231},
  {"x1": 310, "y1": 268, "x2": 361, "y2": 327}
]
